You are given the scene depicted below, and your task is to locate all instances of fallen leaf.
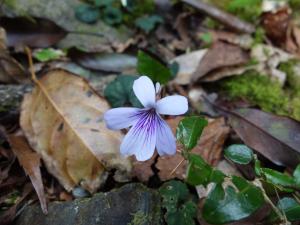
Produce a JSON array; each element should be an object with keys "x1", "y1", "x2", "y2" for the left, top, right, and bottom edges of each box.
[
  {"x1": 156, "y1": 117, "x2": 230, "y2": 181},
  {"x1": 8, "y1": 132, "x2": 48, "y2": 214},
  {"x1": 0, "y1": 17, "x2": 67, "y2": 48},
  {"x1": 131, "y1": 153, "x2": 157, "y2": 183},
  {"x1": 286, "y1": 24, "x2": 300, "y2": 56},
  {"x1": 20, "y1": 69, "x2": 132, "y2": 192},
  {"x1": 192, "y1": 41, "x2": 250, "y2": 82},
  {"x1": 68, "y1": 48, "x2": 137, "y2": 73},
  {"x1": 228, "y1": 108, "x2": 300, "y2": 169},
  {"x1": 170, "y1": 49, "x2": 208, "y2": 85}
]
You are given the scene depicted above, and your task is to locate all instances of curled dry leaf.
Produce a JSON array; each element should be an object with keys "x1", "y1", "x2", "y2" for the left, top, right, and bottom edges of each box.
[
  {"x1": 192, "y1": 41, "x2": 250, "y2": 82},
  {"x1": 228, "y1": 108, "x2": 300, "y2": 169},
  {"x1": 156, "y1": 117, "x2": 230, "y2": 181},
  {"x1": 20, "y1": 69, "x2": 131, "y2": 193},
  {"x1": 7, "y1": 133, "x2": 48, "y2": 214}
]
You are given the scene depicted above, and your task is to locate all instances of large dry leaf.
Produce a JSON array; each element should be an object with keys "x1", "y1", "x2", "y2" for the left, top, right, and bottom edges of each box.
[
  {"x1": 228, "y1": 108, "x2": 300, "y2": 169},
  {"x1": 8, "y1": 133, "x2": 47, "y2": 214},
  {"x1": 192, "y1": 41, "x2": 250, "y2": 82},
  {"x1": 20, "y1": 69, "x2": 131, "y2": 192},
  {"x1": 156, "y1": 117, "x2": 230, "y2": 181}
]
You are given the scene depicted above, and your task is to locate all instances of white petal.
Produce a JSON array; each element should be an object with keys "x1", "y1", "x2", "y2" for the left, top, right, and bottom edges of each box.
[
  {"x1": 156, "y1": 118, "x2": 176, "y2": 156},
  {"x1": 133, "y1": 76, "x2": 155, "y2": 108},
  {"x1": 104, "y1": 107, "x2": 140, "y2": 130},
  {"x1": 156, "y1": 95, "x2": 188, "y2": 115},
  {"x1": 155, "y1": 82, "x2": 161, "y2": 94},
  {"x1": 120, "y1": 113, "x2": 157, "y2": 161}
]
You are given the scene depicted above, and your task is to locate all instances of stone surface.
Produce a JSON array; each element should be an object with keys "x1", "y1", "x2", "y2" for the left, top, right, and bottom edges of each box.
[
  {"x1": 3, "y1": 0, "x2": 132, "y2": 52},
  {"x1": 15, "y1": 183, "x2": 162, "y2": 225}
]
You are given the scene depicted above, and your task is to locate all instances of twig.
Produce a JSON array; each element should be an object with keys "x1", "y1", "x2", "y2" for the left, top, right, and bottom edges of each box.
[
  {"x1": 169, "y1": 158, "x2": 185, "y2": 176},
  {"x1": 180, "y1": 0, "x2": 255, "y2": 34}
]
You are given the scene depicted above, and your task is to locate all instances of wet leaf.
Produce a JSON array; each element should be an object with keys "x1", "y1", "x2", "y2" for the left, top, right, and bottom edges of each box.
[
  {"x1": 75, "y1": 4, "x2": 100, "y2": 24},
  {"x1": 135, "y1": 15, "x2": 163, "y2": 33},
  {"x1": 68, "y1": 48, "x2": 137, "y2": 73},
  {"x1": 176, "y1": 116, "x2": 208, "y2": 151},
  {"x1": 137, "y1": 50, "x2": 171, "y2": 84},
  {"x1": 228, "y1": 108, "x2": 300, "y2": 169},
  {"x1": 0, "y1": 17, "x2": 67, "y2": 48},
  {"x1": 8, "y1": 133, "x2": 47, "y2": 214},
  {"x1": 203, "y1": 176, "x2": 265, "y2": 224},
  {"x1": 104, "y1": 75, "x2": 142, "y2": 108},
  {"x1": 20, "y1": 69, "x2": 131, "y2": 192},
  {"x1": 224, "y1": 144, "x2": 253, "y2": 165}
]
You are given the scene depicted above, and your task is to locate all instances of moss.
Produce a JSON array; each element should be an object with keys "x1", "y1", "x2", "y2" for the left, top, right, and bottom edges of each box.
[
  {"x1": 279, "y1": 59, "x2": 300, "y2": 92},
  {"x1": 226, "y1": 0, "x2": 262, "y2": 23},
  {"x1": 127, "y1": 210, "x2": 149, "y2": 225},
  {"x1": 222, "y1": 71, "x2": 288, "y2": 113}
]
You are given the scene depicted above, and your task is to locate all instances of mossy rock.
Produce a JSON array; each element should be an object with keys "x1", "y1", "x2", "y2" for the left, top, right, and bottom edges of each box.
[{"x1": 15, "y1": 183, "x2": 162, "y2": 225}]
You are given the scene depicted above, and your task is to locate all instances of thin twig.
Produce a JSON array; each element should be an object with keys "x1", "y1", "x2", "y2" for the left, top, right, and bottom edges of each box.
[
  {"x1": 169, "y1": 158, "x2": 185, "y2": 176},
  {"x1": 181, "y1": 0, "x2": 255, "y2": 34}
]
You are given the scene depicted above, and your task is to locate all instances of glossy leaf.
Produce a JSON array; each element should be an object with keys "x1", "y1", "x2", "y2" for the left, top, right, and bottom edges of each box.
[
  {"x1": 268, "y1": 197, "x2": 300, "y2": 222},
  {"x1": 104, "y1": 75, "x2": 142, "y2": 108},
  {"x1": 135, "y1": 15, "x2": 163, "y2": 33},
  {"x1": 224, "y1": 144, "x2": 253, "y2": 165},
  {"x1": 293, "y1": 164, "x2": 300, "y2": 186},
  {"x1": 75, "y1": 4, "x2": 100, "y2": 24},
  {"x1": 186, "y1": 154, "x2": 225, "y2": 186},
  {"x1": 203, "y1": 176, "x2": 265, "y2": 224},
  {"x1": 176, "y1": 116, "x2": 208, "y2": 150},
  {"x1": 137, "y1": 50, "x2": 171, "y2": 84},
  {"x1": 261, "y1": 168, "x2": 296, "y2": 189}
]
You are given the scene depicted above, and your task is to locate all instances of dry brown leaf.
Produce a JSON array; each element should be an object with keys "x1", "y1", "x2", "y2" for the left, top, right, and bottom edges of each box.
[
  {"x1": 7, "y1": 133, "x2": 47, "y2": 214},
  {"x1": 286, "y1": 24, "x2": 300, "y2": 56},
  {"x1": 20, "y1": 69, "x2": 131, "y2": 193},
  {"x1": 156, "y1": 117, "x2": 230, "y2": 181},
  {"x1": 192, "y1": 41, "x2": 250, "y2": 82},
  {"x1": 131, "y1": 153, "x2": 157, "y2": 183}
]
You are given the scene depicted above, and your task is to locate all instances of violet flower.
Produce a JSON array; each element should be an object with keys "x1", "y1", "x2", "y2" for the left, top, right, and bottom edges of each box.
[{"x1": 104, "y1": 76, "x2": 188, "y2": 161}]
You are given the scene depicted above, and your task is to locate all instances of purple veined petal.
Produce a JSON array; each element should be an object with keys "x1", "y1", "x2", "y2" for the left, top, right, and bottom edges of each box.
[
  {"x1": 120, "y1": 110, "x2": 157, "y2": 161},
  {"x1": 156, "y1": 95, "x2": 188, "y2": 115},
  {"x1": 156, "y1": 117, "x2": 176, "y2": 156},
  {"x1": 104, "y1": 107, "x2": 141, "y2": 130},
  {"x1": 133, "y1": 76, "x2": 156, "y2": 108}
]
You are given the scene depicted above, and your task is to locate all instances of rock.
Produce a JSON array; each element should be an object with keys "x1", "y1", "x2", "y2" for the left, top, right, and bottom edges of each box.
[
  {"x1": 3, "y1": 0, "x2": 132, "y2": 52},
  {"x1": 15, "y1": 183, "x2": 162, "y2": 225}
]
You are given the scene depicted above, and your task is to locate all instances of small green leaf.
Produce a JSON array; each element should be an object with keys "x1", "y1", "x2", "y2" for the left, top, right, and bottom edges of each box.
[
  {"x1": 75, "y1": 4, "x2": 100, "y2": 24},
  {"x1": 293, "y1": 164, "x2": 300, "y2": 186},
  {"x1": 159, "y1": 180, "x2": 197, "y2": 225},
  {"x1": 169, "y1": 61, "x2": 179, "y2": 79},
  {"x1": 224, "y1": 144, "x2": 253, "y2": 165},
  {"x1": 176, "y1": 116, "x2": 208, "y2": 150},
  {"x1": 103, "y1": 6, "x2": 123, "y2": 25},
  {"x1": 137, "y1": 50, "x2": 171, "y2": 84},
  {"x1": 199, "y1": 32, "x2": 213, "y2": 47},
  {"x1": 34, "y1": 48, "x2": 65, "y2": 62},
  {"x1": 261, "y1": 168, "x2": 296, "y2": 189},
  {"x1": 135, "y1": 15, "x2": 163, "y2": 33},
  {"x1": 104, "y1": 75, "x2": 142, "y2": 108},
  {"x1": 268, "y1": 197, "x2": 300, "y2": 222},
  {"x1": 186, "y1": 154, "x2": 225, "y2": 186},
  {"x1": 94, "y1": 0, "x2": 114, "y2": 7},
  {"x1": 203, "y1": 176, "x2": 265, "y2": 224}
]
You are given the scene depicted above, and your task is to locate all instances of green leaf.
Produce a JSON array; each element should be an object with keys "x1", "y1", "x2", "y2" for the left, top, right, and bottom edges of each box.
[
  {"x1": 203, "y1": 176, "x2": 265, "y2": 224},
  {"x1": 261, "y1": 168, "x2": 296, "y2": 189},
  {"x1": 293, "y1": 164, "x2": 300, "y2": 186},
  {"x1": 104, "y1": 75, "x2": 142, "y2": 108},
  {"x1": 102, "y1": 6, "x2": 123, "y2": 25},
  {"x1": 268, "y1": 197, "x2": 300, "y2": 222},
  {"x1": 159, "y1": 180, "x2": 197, "y2": 225},
  {"x1": 176, "y1": 116, "x2": 208, "y2": 150},
  {"x1": 224, "y1": 144, "x2": 253, "y2": 165},
  {"x1": 75, "y1": 4, "x2": 100, "y2": 24},
  {"x1": 186, "y1": 154, "x2": 225, "y2": 186},
  {"x1": 34, "y1": 48, "x2": 65, "y2": 62},
  {"x1": 169, "y1": 61, "x2": 179, "y2": 79},
  {"x1": 94, "y1": 0, "x2": 114, "y2": 7},
  {"x1": 135, "y1": 15, "x2": 163, "y2": 33},
  {"x1": 199, "y1": 32, "x2": 213, "y2": 47},
  {"x1": 137, "y1": 50, "x2": 171, "y2": 84}
]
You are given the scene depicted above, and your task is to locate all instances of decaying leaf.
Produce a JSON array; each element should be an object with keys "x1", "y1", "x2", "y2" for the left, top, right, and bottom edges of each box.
[
  {"x1": 192, "y1": 41, "x2": 250, "y2": 82},
  {"x1": 156, "y1": 117, "x2": 230, "y2": 181},
  {"x1": 0, "y1": 17, "x2": 67, "y2": 48},
  {"x1": 7, "y1": 132, "x2": 47, "y2": 214},
  {"x1": 20, "y1": 69, "x2": 131, "y2": 192},
  {"x1": 286, "y1": 24, "x2": 300, "y2": 57},
  {"x1": 131, "y1": 153, "x2": 157, "y2": 183},
  {"x1": 228, "y1": 108, "x2": 300, "y2": 169}
]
